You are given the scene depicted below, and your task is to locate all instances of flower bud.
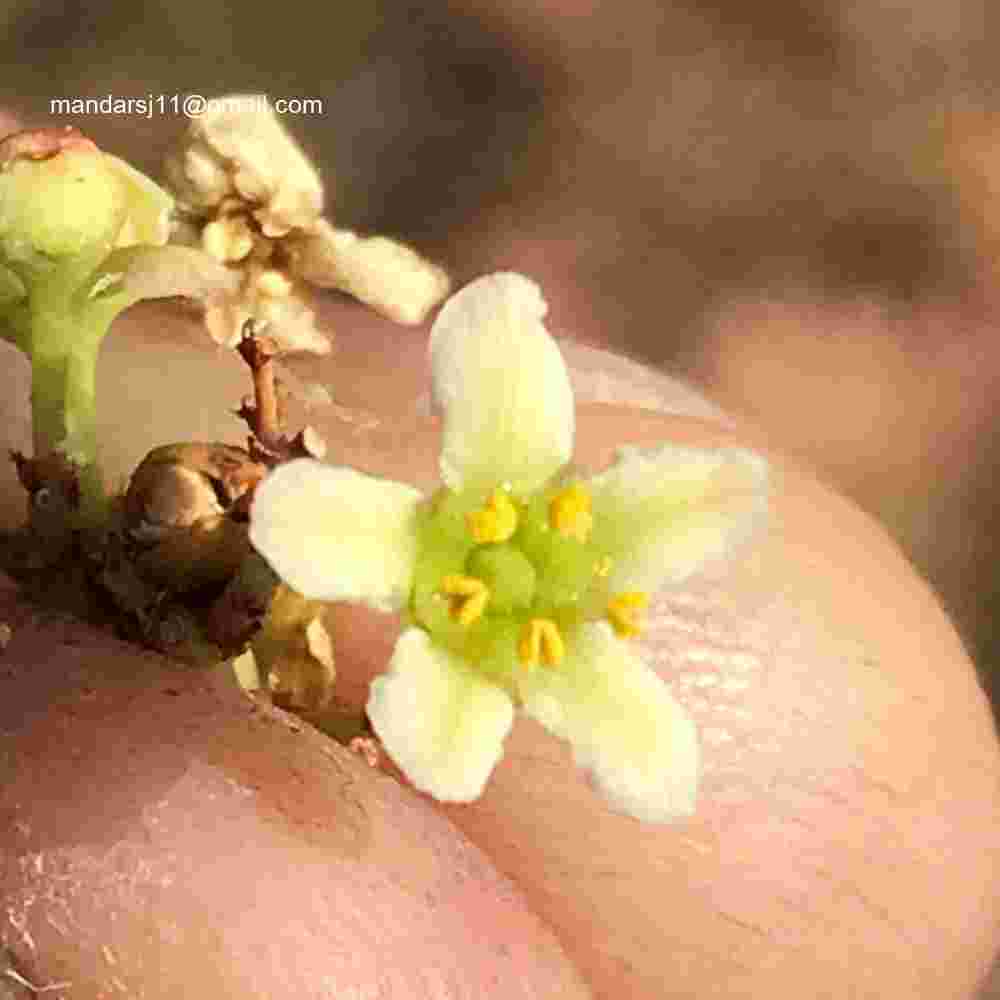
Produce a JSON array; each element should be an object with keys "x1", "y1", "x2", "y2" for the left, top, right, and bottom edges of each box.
[{"x1": 0, "y1": 128, "x2": 170, "y2": 268}]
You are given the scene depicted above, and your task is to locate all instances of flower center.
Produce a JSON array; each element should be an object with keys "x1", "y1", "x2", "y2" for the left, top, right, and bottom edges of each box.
[{"x1": 410, "y1": 481, "x2": 649, "y2": 683}]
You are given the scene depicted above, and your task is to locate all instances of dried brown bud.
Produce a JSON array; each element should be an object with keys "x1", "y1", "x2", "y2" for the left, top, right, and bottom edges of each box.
[{"x1": 125, "y1": 442, "x2": 265, "y2": 539}]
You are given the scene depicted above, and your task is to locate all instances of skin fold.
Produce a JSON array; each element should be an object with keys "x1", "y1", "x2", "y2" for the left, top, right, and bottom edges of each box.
[
  {"x1": 1, "y1": 301, "x2": 998, "y2": 998},
  {"x1": 0, "y1": 571, "x2": 589, "y2": 999}
]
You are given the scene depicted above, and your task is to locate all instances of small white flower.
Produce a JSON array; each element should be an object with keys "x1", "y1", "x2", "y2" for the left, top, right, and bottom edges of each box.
[{"x1": 250, "y1": 274, "x2": 769, "y2": 822}]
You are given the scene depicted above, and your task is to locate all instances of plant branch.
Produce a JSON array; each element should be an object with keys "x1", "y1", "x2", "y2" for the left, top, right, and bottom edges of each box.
[
  {"x1": 236, "y1": 322, "x2": 283, "y2": 452},
  {"x1": 234, "y1": 320, "x2": 327, "y2": 467}
]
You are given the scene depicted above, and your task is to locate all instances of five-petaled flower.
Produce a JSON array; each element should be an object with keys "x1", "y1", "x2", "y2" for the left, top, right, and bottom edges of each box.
[{"x1": 250, "y1": 273, "x2": 768, "y2": 823}]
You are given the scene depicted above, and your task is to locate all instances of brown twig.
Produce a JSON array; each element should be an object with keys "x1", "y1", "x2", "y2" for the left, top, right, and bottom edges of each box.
[
  {"x1": 234, "y1": 320, "x2": 327, "y2": 468},
  {"x1": 235, "y1": 322, "x2": 284, "y2": 453}
]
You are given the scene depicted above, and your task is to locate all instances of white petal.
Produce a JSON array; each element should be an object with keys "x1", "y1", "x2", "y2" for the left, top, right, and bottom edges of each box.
[
  {"x1": 429, "y1": 273, "x2": 574, "y2": 492},
  {"x1": 368, "y1": 628, "x2": 515, "y2": 802},
  {"x1": 587, "y1": 444, "x2": 768, "y2": 594},
  {"x1": 518, "y1": 622, "x2": 699, "y2": 823},
  {"x1": 291, "y1": 221, "x2": 450, "y2": 325},
  {"x1": 249, "y1": 459, "x2": 422, "y2": 612},
  {"x1": 99, "y1": 244, "x2": 238, "y2": 302}
]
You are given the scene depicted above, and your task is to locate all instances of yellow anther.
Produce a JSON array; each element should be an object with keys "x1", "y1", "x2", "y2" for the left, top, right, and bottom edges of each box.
[
  {"x1": 440, "y1": 574, "x2": 490, "y2": 626},
  {"x1": 202, "y1": 216, "x2": 255, "y2": 263},
  {"x1": 518, "y1": 618, "x2": 565, "y2": 668},
  {"x1": 466, "y1": 489, "x2": 518, "y2": 544},
  {"x1": 606, "y1": 591, "x2": 650, "y2": 638},
  {"x1": 593, "y1": 555, "x2": 613, "y2": 577},
  {"x1": 549, "y1": 484, "x2": 593, "y2": 542}
]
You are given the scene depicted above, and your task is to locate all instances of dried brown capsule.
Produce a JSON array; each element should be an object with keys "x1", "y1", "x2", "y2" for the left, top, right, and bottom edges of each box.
[{"x1": 124, "y1": 443, "x2": 266, "y2": 591}]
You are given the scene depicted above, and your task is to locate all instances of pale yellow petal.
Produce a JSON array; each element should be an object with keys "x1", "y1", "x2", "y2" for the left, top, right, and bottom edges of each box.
[
  {"x1": 518, "y1": 622, "x2": 699, "y2": 823},
  {"x1": 587, "y1": 444, "x2": 768, "y2": 594},
  {"x1": 249, "y1": 459, "x2": 422, "y2": 612},
  {"x1": 368, "y1": 628, "x2": 514, "y2": 802},
  {"x1": 429, "y1": 273, "x2": 574, "y2": 492}
]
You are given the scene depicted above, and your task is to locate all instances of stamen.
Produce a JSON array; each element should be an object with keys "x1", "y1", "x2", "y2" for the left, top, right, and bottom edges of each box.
[
  {"x1": 549, "y1": 484, "x2": 593, "y2": 542},
  {"x1": 202, "y1": 215, "x2": 255, "y2": 263},
  {"x1": 518, "y1": 618, "x2": 565, "y2": 667},
  {"x1": 467, "y1": 489, "x2": 518, "y2": 543},
  {"x1": 593, "y1": 555, "x2": 613, "y2": 577},
  {"x1": 606, "y1": 591, "x2": 650, "y2": 638},
  {"x1": 440, "y1": 574, "x2": 490, "y2": 625}
]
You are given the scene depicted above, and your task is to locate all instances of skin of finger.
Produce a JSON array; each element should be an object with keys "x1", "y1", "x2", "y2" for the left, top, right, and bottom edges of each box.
[
  {"x1": 306, "y1": 407, "x2": 1000, "y2": 1000},
  {"x1": 0, "y1": 572, "x2": 590, "y2": 999},
  {"x1": 2, "y1": 300, "x2": 999, "y2": 997}
]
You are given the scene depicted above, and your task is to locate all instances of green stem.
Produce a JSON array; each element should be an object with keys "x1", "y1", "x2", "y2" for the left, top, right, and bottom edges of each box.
[{"x1": 27, "y1": 257, "x2": 135, "y2": 520}]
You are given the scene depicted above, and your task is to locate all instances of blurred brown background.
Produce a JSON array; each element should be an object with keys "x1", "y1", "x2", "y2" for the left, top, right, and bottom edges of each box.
[{"x1": 3, "y1": 0, "x2": 1000, "y2": 717}]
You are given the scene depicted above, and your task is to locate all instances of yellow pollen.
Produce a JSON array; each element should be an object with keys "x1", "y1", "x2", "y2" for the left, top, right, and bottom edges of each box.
[
  {"x1": 593, "y1": 555, "x2": 613, "y2": 577},
  {"x1": 549, "y1": 484, "x2": 593, "y2": 542},
  {"x1": 606, "y1": 591, "x2": 650, "y2": 638},
  {"x1": 518, "y1": 618, "x2": 565, "y2": 667},
  {"x1": 466, "y1": 489, "x2": 518, "y2": 544},
  {"x1": 440, "y1": 574, "x2": 490, "y2": 626}
]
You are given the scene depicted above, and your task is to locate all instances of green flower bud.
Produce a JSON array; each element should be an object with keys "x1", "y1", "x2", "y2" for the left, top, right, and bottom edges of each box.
[
  {"x1": 0, "y1": 149, "x2": 126, "y2": 260},
  {"x1": 0, "y1": 128, "x2": 170, "y2": 272}
]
